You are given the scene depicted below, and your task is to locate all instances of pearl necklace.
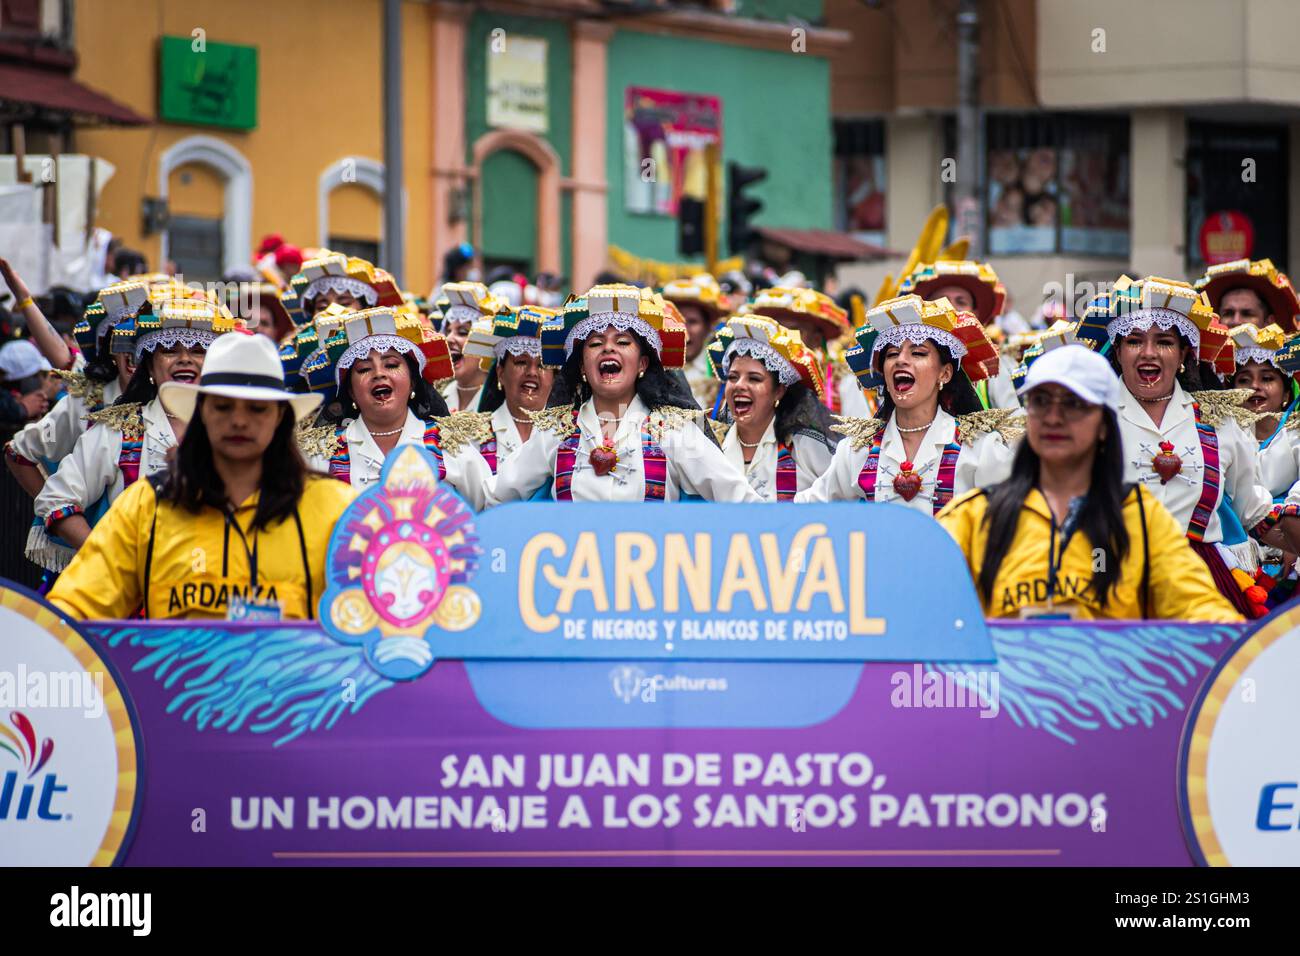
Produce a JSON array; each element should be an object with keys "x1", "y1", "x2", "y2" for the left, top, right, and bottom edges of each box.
[
  {"x1": 896, "y1": 417, "x2": 936, "y2": 434},
  {"x1": 367, "y1": 424, "x2": 404, "y2": 437},
  {"x1": 510, "y1": 414, "x2": 533, "y2": 425},
  {"x1": 1142, "y1": 394, "x2": 1175, "y2": 403},
  {"x1": 737, "y1": 436, "x2": 765, "y2": 449}
]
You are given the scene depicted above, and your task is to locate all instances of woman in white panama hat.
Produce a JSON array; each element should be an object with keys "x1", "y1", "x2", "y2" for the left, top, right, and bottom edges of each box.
[{"x1": 47, "y1": 332, "x2": 355, "y2": 621}]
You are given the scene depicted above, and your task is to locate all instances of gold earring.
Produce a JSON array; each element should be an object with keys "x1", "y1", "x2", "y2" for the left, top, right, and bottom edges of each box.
[
  {"x1": 638, "y1": 370, "x2": 645, "y2": 379},
  {"x1": 774, "y1": 397, "x2": 781, "y2": 408},
  {"x1": 1179, "y1": 362, "x2": 1186, "y2": 373},
  {"x1": 410, "y1": 390, "x2": 416, "y2": 400}
]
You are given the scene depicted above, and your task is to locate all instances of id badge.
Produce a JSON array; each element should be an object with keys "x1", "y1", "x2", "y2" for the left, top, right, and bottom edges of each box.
[
  {"x1": 228, "y1": 592, "x2": 283, "y2": 622},
  {"x1": 1017, "y1": 605, "x2": 1078, "y2": 621}
]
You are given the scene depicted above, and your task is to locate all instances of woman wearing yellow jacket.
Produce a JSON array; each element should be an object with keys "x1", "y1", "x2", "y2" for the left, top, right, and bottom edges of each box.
[
  {"x1": 938, "y1": 344, "x2": 1240, "y2": 622},
  {"x1": 48, "y1": 333, "x2": 355, "y2": 621}
]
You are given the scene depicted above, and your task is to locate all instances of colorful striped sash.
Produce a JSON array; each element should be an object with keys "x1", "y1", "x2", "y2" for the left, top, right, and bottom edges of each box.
[
  {"x1": 479, "y1": 438, "x2": 498, "y2": 475},
  {"x1": 329, "y1": 422, "x2": 446, "y2": 485},
  {"x1": 856, "y1": 433, "x2": 962, "y2": 515},
  {"x1": 118, "y1": 436, "x2": 142, "y2": 487},
  {"x1": 775, "y1": 442, "x2": 797, "y2": 501},
  {"x1": 554, "y1": 418, "x2": 667, "y2": 502},
  {"x1": 1186, "y1": 404, "x2": 1221, "y2": 543}
]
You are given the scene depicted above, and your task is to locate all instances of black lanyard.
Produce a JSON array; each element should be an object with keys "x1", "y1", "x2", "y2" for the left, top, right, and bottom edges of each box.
[{"x1": 222, "y1": 507, "x2": 259, "y2": 590}]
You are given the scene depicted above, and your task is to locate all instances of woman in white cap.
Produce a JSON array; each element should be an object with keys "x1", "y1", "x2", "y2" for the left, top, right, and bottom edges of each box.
[
  {"x1": 490, "y1": 284, "x2": 761, "y2": 504},
  {"x1": 1073, "y1": 276, "x2": 1275, "y2": 615},
  {"x1": 434, "y1": 306, "x2": 557, "y2": 510},
  {"x1": 796, "y1": 295, "x2": 1019, "y2": 514},
  {"x1": 31, "y1": 295, "x2": 236, "y2": 567},
  {"x1": 47, "y1": 332, "x2": 354, "y2": 621},
  {"x1": 939, "y1": 345, "x2": 1239, "y2": 621}
]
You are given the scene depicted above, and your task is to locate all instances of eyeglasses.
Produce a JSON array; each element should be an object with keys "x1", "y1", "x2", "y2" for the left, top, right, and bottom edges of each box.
[{"x1": 1025, "y1": 391, "x2": 1099, "y2": 420}]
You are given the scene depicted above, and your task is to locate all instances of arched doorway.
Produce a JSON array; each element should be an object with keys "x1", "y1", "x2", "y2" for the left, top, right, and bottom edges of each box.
[
  {"x1": 470, "y1": 130, "x2": 560, "y2": 277},
  {"x1": 318, "y1": 156, "x2": 385, "y2": 264},
  {"x1": 158, "y1": 135, "x2": 252, "y2": 277}
]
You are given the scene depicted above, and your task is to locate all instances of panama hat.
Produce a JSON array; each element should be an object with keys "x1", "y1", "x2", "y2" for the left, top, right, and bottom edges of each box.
[{"x1": 159, "y1": 331, "x2": 323, "y2": 424}]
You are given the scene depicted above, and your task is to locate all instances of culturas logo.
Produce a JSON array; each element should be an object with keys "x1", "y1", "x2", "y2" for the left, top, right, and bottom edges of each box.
[
  {"x1": 609, "y1": 666, "x2": 728, "y2": 704},
  {"x1": 0, "y1": 711, "x2": 66, "y2": 821}
]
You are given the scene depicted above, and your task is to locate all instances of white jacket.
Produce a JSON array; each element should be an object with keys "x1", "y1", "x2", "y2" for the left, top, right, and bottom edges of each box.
[
  {"x1": 7, "y1": 376, "x2": 122, "y2": 471},
  {"x1": 719, "y1": 419, "x2": 835, "y2": 501},
  {"x1": 489, "y1": 396, "x2": 762, "y2": 504},
  {"x1": 796, "y1": 408, "x2": 1020, "y2": 514}
]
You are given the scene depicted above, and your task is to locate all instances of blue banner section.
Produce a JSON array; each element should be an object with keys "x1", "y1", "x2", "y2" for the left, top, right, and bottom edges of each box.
[{"x1": 316, "y1": 445, "x2": 995, "y2": 674}]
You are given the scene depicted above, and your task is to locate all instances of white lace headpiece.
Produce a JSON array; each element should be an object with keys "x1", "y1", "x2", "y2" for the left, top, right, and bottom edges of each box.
[
  {"x1": 722, "y1": 338, "x2": 800, "y2": 387},
  {"x1": 564, "y1": 312, "x2": 663, "y2": 359},
  {"x1": 303, "y1": 276, "x2": 378, "y2": 308},
  {"x1": 869, "y1": 324, "x2": 968, "y2": 362},
  {"x1": 134, "y1": 327, "x2": 219, "y2": 362},
  {"x1": 334, "y1": 335, "x2": 427, "y2": 386},
  {"x1": 1106, "y1": 307, "x2": 1201, "y2": 350}
]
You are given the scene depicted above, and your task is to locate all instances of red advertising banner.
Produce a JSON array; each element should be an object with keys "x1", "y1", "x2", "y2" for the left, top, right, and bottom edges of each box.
[{"x1": 623, "y1": 87, "x2": 722, "y2": 216}]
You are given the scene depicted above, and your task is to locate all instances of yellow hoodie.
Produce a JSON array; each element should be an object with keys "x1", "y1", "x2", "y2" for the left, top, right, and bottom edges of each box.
[
  {"x1": 49, "y1": 474, "x2": 356, "y2": 621},
  {"x1": 937, "y1": 484, "x2": 1242, "y2": 622}
]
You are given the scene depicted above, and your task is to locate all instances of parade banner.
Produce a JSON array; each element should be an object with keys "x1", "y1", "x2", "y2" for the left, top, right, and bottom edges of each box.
[{"x1": 3, "y1": 447, "x2": 1295, "y2": 866}]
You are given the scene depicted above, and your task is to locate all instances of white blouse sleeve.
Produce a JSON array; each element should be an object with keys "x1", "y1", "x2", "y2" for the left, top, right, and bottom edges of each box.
[
  {"x1": 1219, "y1": 419, "x2": 1275, "y2": 532},
  {"x1": 442, "y1": 447, "x2": 496, "y2": 512},
  {"x1": 795, "y1": 436, "x2": 869, "y2": 503},
  {"x1": 488, "y1": 428, "x2": 562, "y2": 505},
  {"x1": 955, "y1": 431, "x2": 1018, "y2": 496},
  {"x1": 792, "y1": 432, "x2": 836, "y2": 492},
  {"x1": 34, "y1": 424, "x2": 122, "y2": 525},
  {"x1": 7, "y1": 392, "x2": 83, "y2": 468},
  {"x1": 659, "y1": 422, "x2": 762, "y2": 502}
]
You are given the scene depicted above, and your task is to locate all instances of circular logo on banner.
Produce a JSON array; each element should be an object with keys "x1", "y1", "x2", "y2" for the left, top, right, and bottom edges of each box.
[
  {"x1": 1199, "y1": 210, "x2": 1255, "y2": 265},
  {"x1": 1180, "y1": 604, "x2": 1300, "y2": 865},
  {"x1": 0, "y1": 584, "x2": 142, "y2": 866}
]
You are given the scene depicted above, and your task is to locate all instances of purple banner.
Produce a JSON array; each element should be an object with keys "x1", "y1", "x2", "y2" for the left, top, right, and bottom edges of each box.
[{"x1": 85, "y1": 620, "x2": 1241, "y2": 867}]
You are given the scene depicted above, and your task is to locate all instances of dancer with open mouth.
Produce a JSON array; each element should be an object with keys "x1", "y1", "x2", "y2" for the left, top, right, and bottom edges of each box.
[
  {"x1": 1225, "y1": 323, "x2": 1300, "y2": 611},
  {"x1": 1195, "y1": 257, "x2": 1300, "y2": 331},
  {"x1": 489, "y1": 284, "x2": 762, "y2": 504},
  {"x1": 435, "y1": 305, "x2": 559, "y2": 510},
  {"x1": 438, "y1": 281, "x2": 506, "y2": 412},
  {"x1": 1072, "y1": 275, "x2": 1275, "y2": 616},
  {"x1": 797, "y1": 294, "x2": 1020, "y2": 513},
  {"x1": 289, "y1": 250, "x2": 404, "y2": 321},
  {"x1": 708, "y1": 314, "x2": 839, "y2": 501},
  {"x1": 303, "y1": 305, "x2": 464, "y2": 492},
  {"x1": 32, "y1": 295, "x2": 241, "y2": 566}
]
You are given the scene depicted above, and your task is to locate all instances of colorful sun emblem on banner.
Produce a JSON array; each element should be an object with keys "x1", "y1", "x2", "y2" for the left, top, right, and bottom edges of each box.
[{"x1": 320, "y1": 445, "x2": 482, "y2": 680}]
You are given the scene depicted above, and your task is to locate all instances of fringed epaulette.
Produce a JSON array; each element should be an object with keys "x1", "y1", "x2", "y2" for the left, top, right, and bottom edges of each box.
[
  {"x1": 296, "y1": 422, "x2": 343, "y2": 460},
  {"x1": 530, "y1": 403, "x2": 578, "y2": 438},
  {"x1": 86, "y1": 402, "x2": 144, "y2": 439},
  {"x1": 831, "y1": 415, "x2": 885, "y2": 451},
  {"x1": 1191, "y1": 389, "x2": 1261, "y2": 430},
  {"x1": 435, "y1": 411, "x2": 494, "y2": 455},
  {"x1": 647, "y1": 405, "x2": 703, "y2": 443},
  {"x1": 955, "y1": 408, "x2": 1025, "y2": 446},
  {"x1": 52, "y1": 369, "x2": 105, "y2": 406},
  {"x1": 709, "y1": 419, "x2": 731, "y2": 445}
]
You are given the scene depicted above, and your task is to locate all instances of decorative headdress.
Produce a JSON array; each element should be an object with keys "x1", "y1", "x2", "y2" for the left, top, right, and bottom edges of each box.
[
  {"x1": 540, "y1": 284, "x2": 687, "y2": 369},
  {"x1": 1010, "y1": 320, "x2": 1080, "y2": 392},
  {"x1": 1195, "y1": 258, "x2": 1300, "y2": 331},
  {"x1": 463, "y1": 305, "x2": 557, "y2": 371},
  {"x1": 295, "y1": 252, "x2": 403, "y2": 314},
  {"x1": 439, "y1": 282, "x2": 507, "y2": 330},
  {"x1": 1074, "y1": 275, "x2": 1226, "y2": 366},
  {"x1": 662, "y1": 274, "x2": 726, "y2": 319},
  {"x1": 318, "y1": 305, "x2": 453, "y2": 387},
  {"x1": 843, "y1": 294, "x2": 997, "y2": 391},
  {"x1": 77, "y1": 278, "x2": 151, "y2": 353},
  {"x1": 706, "y1": 314, "x2": 824, "y2": 400},
  {"x1": 1230, "y1": 323, "x2": 1290, "y2": 369},
  {"x1": 748, "y1": 286, "x2": 848, "y2": 340},
  {"x1": 132, "y1": 295, "x2": 242, "y2": 362},
  {"x1": 898, "y1": 259, "x2": 1007, "y2": 326}
]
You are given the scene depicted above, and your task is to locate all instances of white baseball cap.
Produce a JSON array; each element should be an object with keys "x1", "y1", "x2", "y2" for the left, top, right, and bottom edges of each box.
[
  {"x1": 0, "y1": 339, "x2": 52, "y2": 381},
  {"x1": 1017, "y1": 344, "x2": 1120, "y2": 411},
  {"x1": 159, "y1": 331, "x2": 323, "y2": 424}
]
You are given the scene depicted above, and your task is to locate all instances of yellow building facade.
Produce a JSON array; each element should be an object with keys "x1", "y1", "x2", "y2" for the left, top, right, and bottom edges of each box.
[{"x1": 74, "y1": 0, "x2": 436, "y2": 292}]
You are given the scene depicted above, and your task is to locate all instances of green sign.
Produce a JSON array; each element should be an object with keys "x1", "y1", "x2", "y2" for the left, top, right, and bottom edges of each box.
[{"x1": 158, "y1": 35, "x2": 257, "y2": 130}]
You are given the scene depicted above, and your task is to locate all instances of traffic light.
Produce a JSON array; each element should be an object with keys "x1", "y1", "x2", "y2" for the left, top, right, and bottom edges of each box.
[
  {"x1": 678, "y1": 196, "x2": 705, "y2": 257},
  {"x1": 727, "y1": 162, "x2": 767, "y2": 255}
]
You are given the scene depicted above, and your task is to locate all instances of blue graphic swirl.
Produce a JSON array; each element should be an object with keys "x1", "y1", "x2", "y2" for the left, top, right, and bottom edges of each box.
[
  {"x1": 105, "y1": 627, "x2": 393, "y2": 746},
  {"x1": 933, "y1": 624, "x2": 1239, "y2": 745}
]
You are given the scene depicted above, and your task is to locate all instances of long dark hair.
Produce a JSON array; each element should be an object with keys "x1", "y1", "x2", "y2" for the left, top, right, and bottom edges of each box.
[
  {"x1": 873, "y1": 341, "x2": 984, "y2": 421},
  {"x1": 83, "y1": 328, "x2": 120, "y2": 384},
  {"x1": 159, "y1": 395, "x2": 308, "y2": 530},
  {"x1": 116, "y1": 353, "x2": 159, "y2": 405},
  {"x1": 551, "y1": 331, "x2": 699, "y2": 412},
  {"x1": 325, "y1": 351, "x2": 450, "y2": 424},
  {"x1": 977, "y1": 406, "x2": 1129, "y2": 608}
]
